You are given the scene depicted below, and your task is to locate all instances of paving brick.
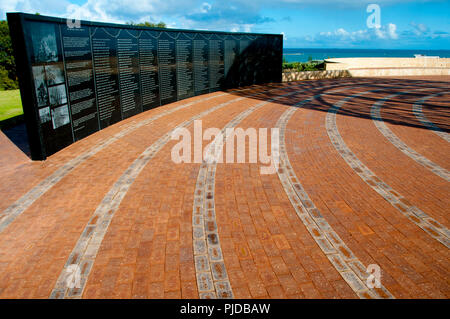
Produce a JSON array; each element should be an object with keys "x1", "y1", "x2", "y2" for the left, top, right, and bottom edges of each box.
[{"x1": 0, "y1": 79, "x2": 448, "y2": 299}]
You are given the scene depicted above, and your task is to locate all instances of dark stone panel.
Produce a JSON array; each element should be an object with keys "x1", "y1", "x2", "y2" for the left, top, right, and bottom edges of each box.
[
  {"x1": 26, "y1": 20, "x2": 74, "y2": 155},
  {"x1": 139, "y1": 31, "x2": 160, "y2": 111},
  {"x1": 8, "y1": 13, "x2": 282, "y2": 160},
  {"x1": 61, "y1": 24, "x2": 100, "y2": 141},
  {"x1": 193, "y1": 33, "x2": 210, "y2": 96},
  {"x1": 91, "y1": 27, "x2": 122, "y2": 129},
  {"x1": 223, "y1": 37, "x2": 239, "y2": 89},
  {"x1": 176, "y1": 33, "x2": 194, "y2": 100},
  {"x1": 158, "y1": 32, "x2": 178, "y2": 105},
  {"x1": 117, "y1": 29, "x2": 142, "y2": 119},
  {"x1": 208, "y1": 34, "x2": 225, "y2": 93}
]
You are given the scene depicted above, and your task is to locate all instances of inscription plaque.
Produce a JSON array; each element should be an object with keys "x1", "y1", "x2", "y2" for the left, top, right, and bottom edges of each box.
[{"x1": 8, "y1": 13, "x2": 282, "y2": 160}]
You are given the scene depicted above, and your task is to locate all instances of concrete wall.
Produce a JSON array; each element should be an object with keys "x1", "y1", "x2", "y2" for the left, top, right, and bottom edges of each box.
[
  {"x1": 282, "y1": 70, "x2": 351, "y2": 82},
  {"x1": 281, "y1": 57, "x2": 450, "y2": 82},
  {"x1": 326, "y1": 57, "x2": 450, "y2": 70},
  {"x1": 348, "y1": 68, "x2": 450, "y2": 77},
  {"x1": 324, "y1": 57, "x2": 450, "y2": 77}
]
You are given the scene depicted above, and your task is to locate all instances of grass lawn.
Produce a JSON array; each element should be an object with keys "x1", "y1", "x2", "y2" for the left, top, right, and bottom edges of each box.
[{"x1": 0, "y1": 89, "x2": 23, "y2": 122}]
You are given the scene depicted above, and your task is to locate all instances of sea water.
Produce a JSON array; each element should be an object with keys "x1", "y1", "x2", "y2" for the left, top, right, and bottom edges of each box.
[{"x1": 283, "y1": 48, "x2": 450, "y2": 63}]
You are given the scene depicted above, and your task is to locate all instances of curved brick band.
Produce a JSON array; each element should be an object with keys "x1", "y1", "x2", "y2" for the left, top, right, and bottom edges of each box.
[
  {"x1": 0, "y1": 87, "x2": 261, "y2": 234},
  {"x1": 326, "y1": 89, "x2": 450, "y2": 248},
  {"x1": 49, "y1": 85, "x2": 289, "y2": 299},
  {"x1": 371, "y1": 91, "x2": 450, "y2": 181},
  {"x1": 276, "y1": 86, "x2": 395, "y2": 299},
  {"x1": 192, "y1": 84, "x2": 326, "y2": 299},
  {"x1": 0, "y1": 78, "x2": 448, "y2": 299},
  {"x1": 413, "y1": 92, "x2": 450, "y2": 143}
]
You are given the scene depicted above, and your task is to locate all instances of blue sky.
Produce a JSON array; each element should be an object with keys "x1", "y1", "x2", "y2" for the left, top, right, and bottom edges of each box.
[{"x1": 1, "y1": 0, "x2": 449, "y2": 49}]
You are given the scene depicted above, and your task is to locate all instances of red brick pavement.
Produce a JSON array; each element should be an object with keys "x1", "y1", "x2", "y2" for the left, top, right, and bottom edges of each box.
[
  {"x1": 381, "y1": 92, "x2": 450, "y2": 170},
  {"x1": 421, "y1": 93, "x2": 450, "y2": 133},
  {"x1": 0, "y1": 77, "x2": 448, "y2": 299},
  {"x1": 0, "y1": 131, "x2": 29, "y2": 175},
  {"x1": 286, "y1": 88, "x2": 449, "y2": 298}
]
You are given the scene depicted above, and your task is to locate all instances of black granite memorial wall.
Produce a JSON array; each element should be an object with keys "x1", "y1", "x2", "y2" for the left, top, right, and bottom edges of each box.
[{"x1": 7, "y1": 13, "x2": 283, "y2": 160}]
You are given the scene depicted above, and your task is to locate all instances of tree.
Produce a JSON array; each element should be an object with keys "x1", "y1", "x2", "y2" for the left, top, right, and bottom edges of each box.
[
  {"x1": 127, "y1": 21, "x2": 167, "y2": 28},
  {"x1": 0, "y1": 20, "x2": 18, "y2": 90}
]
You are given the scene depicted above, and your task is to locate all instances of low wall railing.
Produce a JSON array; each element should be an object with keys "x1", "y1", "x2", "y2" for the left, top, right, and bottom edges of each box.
[{"x1": 282, "y1": 70, "x2": 351, "y2": 82}]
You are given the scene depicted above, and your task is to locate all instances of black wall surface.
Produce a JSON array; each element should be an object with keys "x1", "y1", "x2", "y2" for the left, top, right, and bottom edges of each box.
[{"x1": 7, "y1": 13, "x2": 283, "y2": 160}]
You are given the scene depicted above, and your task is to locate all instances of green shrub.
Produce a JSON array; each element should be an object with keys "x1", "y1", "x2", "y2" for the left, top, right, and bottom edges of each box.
[
  {"x1": 126, "y1": 21, "x2": 167, "y2": 28},
  {"x1": 0, "y1": 20, "x2": 18, "y2": 90},
  {"x1": 282, "y1": 61, "x2": 325, "y2": 72},
  {"x1": 0, "y1": 66, "x2": 18, "y2": 90}
]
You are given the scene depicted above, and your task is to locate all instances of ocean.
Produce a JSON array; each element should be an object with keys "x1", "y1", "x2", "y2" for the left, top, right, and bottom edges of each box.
[{"x1": 283, "y1": 48, "x2": 450, "y2": 63}]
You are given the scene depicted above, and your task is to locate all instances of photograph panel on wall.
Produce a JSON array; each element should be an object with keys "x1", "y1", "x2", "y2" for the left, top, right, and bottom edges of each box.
[
  {"x1": 32, "y1": 65, "x2": 48, "y2": 107},
  {"x1": 28, "y1": 21, "x2": 60, "y2": 63},
  {"x1": 51, "y1": 104, "x2": 70, "y2": 129},
  {"x1": 45, "y1": 63, "x2": 65, "y2": 86},
  {"x1": 48, "y1": 83, "x2": 68, "y2": 106},
  {"x1": 39, "y1": 107, "x2": 51, "y2": 124}
]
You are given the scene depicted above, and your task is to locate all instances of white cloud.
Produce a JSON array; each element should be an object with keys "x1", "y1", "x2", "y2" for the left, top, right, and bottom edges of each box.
[
  {"x1": 371, "y1": 23, "x2": 398, "y2": 40},
  {"x1": 410, "y1": 22, "x2": 429, "y2": 36},
  {"x1": 375, "y1": 27, "x2": 386, "y2": 39},
  {"x1": 1, "y1": 0, "x2": 276, "y2": 32},
  {"x1": 319, "y1": 27, "x2": 370, "y2": 42},
  {"x1": 336, "y1": 28, "x2": 349, "y2": 36},
  {"x1": 2, "y1": 0, "x2": 447, "y2": 49},
  {"x1": 1, "y1": 0, "x2": 72, "y2": 18},
  {"x1": 200, "y1": 2, "x2": 212, "y2": 13},
  {"x1": 1, "y1": 0, "x2": 198, "y2": 24},
  {"x1": 259, "y1": 0, "x2": 442, "y2": 7},
  {"x1": 301, "y1": 22, "x2": 401, "y2": 48},
  {"x1": 1, "y1": 0, "x2": 20, "y2": 13},
  {"x1": 243, "y1": 24, "x2": 253, "y2": 32},
  {"x1": 388, "y1": 23, "x2": 398, "y2": 39},
  {"x1": 227, "y1": 23, "x2": 253, "y2": 33}
]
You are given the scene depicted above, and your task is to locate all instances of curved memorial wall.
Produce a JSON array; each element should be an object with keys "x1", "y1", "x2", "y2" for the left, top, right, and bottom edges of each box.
[{"x1": 7, "y1": 13, "x2": 283, "y2": 160}]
